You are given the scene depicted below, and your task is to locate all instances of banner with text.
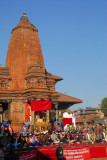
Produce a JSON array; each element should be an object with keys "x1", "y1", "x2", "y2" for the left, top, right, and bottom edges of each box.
[{"x1": 63, "y1": 147, "x2": 90, "y2": 160}]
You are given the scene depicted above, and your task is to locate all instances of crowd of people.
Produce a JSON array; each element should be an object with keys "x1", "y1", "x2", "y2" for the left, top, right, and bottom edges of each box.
[{"x1": 0, "y1": 120, "x2": 107, "y2": 160}]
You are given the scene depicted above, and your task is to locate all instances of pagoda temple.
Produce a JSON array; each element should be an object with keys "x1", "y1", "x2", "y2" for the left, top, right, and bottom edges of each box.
[{"x1": 0, "y1": 12, "x2": 82, "y2": 132}]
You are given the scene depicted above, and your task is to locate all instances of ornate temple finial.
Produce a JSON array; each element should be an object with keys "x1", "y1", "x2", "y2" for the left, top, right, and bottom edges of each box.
[{"x1": 20, "y1": 11, "x2": 29, "y2": 21}]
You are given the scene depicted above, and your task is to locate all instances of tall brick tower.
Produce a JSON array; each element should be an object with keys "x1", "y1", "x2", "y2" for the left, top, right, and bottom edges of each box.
[
  {"x1": 5, "y1": 12, "x2": 45, "y2": 90},
  {"x1": 0, "y1": 13, "x2": 82, "y2": 132}
]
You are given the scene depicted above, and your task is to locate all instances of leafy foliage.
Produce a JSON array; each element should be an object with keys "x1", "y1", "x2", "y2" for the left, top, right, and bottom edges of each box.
[{"x1": 101, "y1": 98, "x2": 107, "y2": 116}]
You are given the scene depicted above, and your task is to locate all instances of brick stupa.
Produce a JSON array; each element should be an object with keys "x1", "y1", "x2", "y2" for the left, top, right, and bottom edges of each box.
[{"x1": 0, "y1": 12, "x2": 82, "y2": 132}]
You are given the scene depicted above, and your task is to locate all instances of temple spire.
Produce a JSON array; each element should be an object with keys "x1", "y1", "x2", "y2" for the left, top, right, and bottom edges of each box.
[{"x1": 20, "y1": 11, "x2": 29, "y2": 21}]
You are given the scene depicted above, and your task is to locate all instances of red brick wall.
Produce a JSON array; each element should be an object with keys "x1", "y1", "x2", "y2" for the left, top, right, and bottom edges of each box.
[{"x1": 10, "y1": 101, "x2": 25, "y2": 120}]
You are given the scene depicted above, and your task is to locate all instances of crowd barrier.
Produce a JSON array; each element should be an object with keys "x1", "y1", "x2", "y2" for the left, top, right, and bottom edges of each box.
[{"x1": 16, "y1": 143, "x2": 107, "y2": 160}]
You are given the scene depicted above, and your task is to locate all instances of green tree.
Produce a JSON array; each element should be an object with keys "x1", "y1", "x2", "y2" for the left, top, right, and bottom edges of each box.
[{"x1": 101, "y1": 98, "x2": 107, "y2": 116}]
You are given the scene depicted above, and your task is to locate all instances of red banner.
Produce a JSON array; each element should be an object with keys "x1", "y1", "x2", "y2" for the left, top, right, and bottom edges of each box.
[
  {"x1": 90, "y1": 146, "x2": 106, "y2": 158},
  {"x1": 31, "y1": 100, "x2": 51, "y2": 111},
  {"x1": 19, "y1": 150, "x2": 37, "y2": 160},
  {"x1": 63, "y1": 148, "x2": 90, "y2": 160}
]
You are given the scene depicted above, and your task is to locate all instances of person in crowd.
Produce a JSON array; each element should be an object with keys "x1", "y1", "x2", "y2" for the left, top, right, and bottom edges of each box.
[
  {"x1": 8, "y1": 124, "x2": 14, "y2": 136},
  {"x1": 86, "y1": 130, "x2": 92, "y2": 143},
  {"x1": 102, "y1": 123, "x2": 106, "y2": 130},
  {"x1": 51, "y1": 122, "x2": 56, "y2": 131},
  {"x1": 18, "y1": 133, "x2": 24, "y2": 147},
  {"x1": 74, "y1": 132, "x2": 82, "y2": 143},
  {"x1": 43, "y1": 116, "x2": 46, "y2": 122},
  {"x1": 56, "y1": 123, "x2": 62, "y2": 133},
  {"x1": 76, "y1": 123, "x2": 79, "y2": 132},
  {"x1": 105, "y1": 133, "x2": 107, "y2": 142},
  {"x1": 3, "y1": 123, "x2": 8, "y2": 134},
  {"x1": 35, "y1": 114, "x2": 40, "y2": 121},
  {"x1": 50, "y1": 118, "x2": 54, "y2": 126},
  {"x1": 78, "y1": 132, "x2": 83, "y2": 141},
  {"x1": 69, "y1": 124, "x2": 73, "y2": 133},
  {"x1": 54, "y1": 119, "x2": 60, "y2": 128},
  {"x1": 45, "y1": 132, "x2": 53, "y2": 144},
  {"x1": 26, "y1": 133, "x2": 31, "y2": 144},
  {"x1": 64, "y1": 124, "x2": 70, "y2": 133},
  {"x1": 8, "y1": 133, "x2": 15, "y2": 144},
  {"x1": 51, "y1": 131, "x2": 60, "y2": 143},
  {"x1": 29, "y1": 134, "x2": 33, "y2": 144},
  {"x1": 81, "y1": 132, "x2": 86, "y2": 142},
  {"x1": 65, "y1": 132, "x2": 71, "y2": 143},
  {"x1": 58, "y1": 132, "x2": 66, "y2": 143},
  {"x1": 78, "y1": 127, "x2": 83, "y2": 134},
  {"x1": 22, "y1": 137, "x2": 28, "y2": 147},
  {"x1": 31, "y1": 124, "x2": 34, "y2": 134},
  {"x1": 38, "y1": 133, "x2": 48, "y2": 146},
  {"x1": 95, "y1": 130, "x2": 103, "y2": 143},
  {"x1": 90, "y1": 130, "x2": 96, "y2": 144},
  {"x1": 0, "y1": 124, "x2": 4, "y2": 135},
  {"x1": 70, "y1": 132, "x2": 76, "y2": 143},
  {"x1": 32, "y1": 134, "x2": 39, "y2": 146},
  {"x1": 18, "y1": 133, "x2": 28, "y2": 147},
  {"x1": 35, "y1": 125, "x2": 39, "y2": 132},
  {"x1": 41, "y1": 124, "x2": 47, "y2": 132},
  {"x1": 56, "y1": 146, "x2": 66, "y2": 160},
  {"x1": 47, "y1": 123, "x2": 54, "y2": 135},
  {"x1": 20, "y1": 123, "x2": 27, "y2": 136},
  {"x1": 101, "y1": 129, "x2": 106, "y2": 141},
  {"x1": 25, "y1": 123, "x2": 30, "y2": 133}
]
